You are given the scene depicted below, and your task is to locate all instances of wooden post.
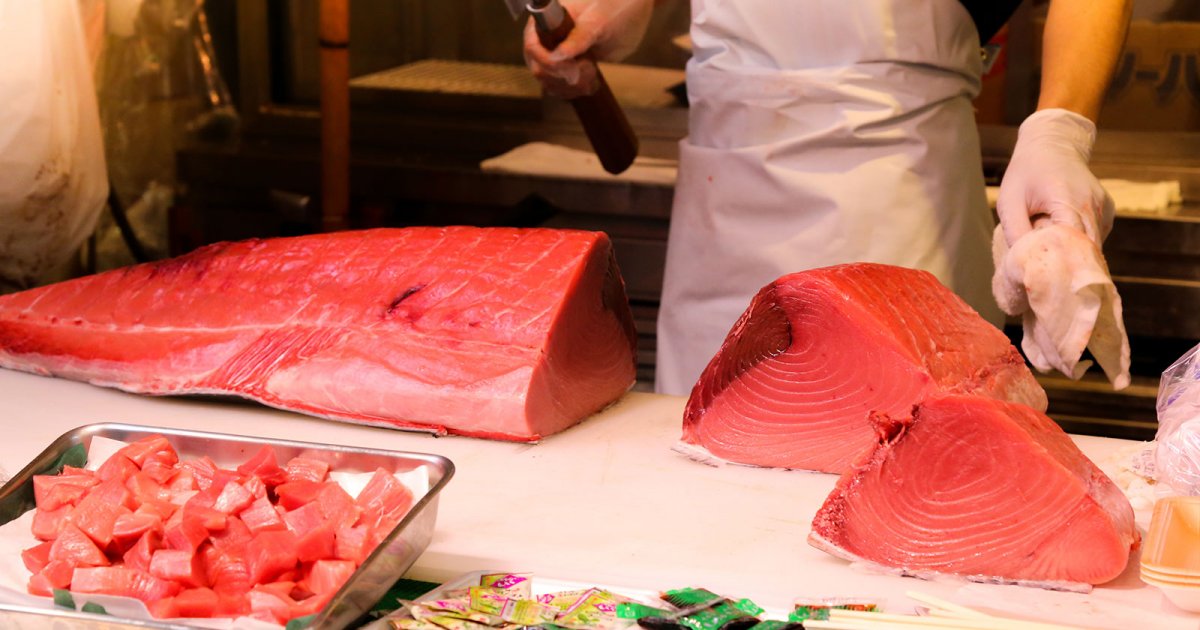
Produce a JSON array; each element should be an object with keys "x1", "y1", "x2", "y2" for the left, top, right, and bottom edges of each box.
[{"x1": 319, "y1": 0, "x2": 350, "y2": 232}]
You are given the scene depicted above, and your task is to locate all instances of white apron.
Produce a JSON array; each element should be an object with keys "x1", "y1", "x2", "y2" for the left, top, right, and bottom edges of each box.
[{"x1": 654, "y1": 0, "x2": 1002, "y2": 395}]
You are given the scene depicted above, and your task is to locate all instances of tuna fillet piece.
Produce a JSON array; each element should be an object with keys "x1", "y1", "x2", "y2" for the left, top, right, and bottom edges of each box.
[
  {"x1": 809, "y1": 394, "x2": 1139, "y2": 587},
  {"x1": 0, "y1": 227, "x2": 637, "y2": 441},
  {"x1": 681, "y1": 263, "x2": 1047, "y2": 473}
]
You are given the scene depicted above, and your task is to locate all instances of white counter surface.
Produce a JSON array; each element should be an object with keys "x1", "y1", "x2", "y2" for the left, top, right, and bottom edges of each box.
[{"x1": 0, "y1": 370, "x2": 1195, "y2": 629}]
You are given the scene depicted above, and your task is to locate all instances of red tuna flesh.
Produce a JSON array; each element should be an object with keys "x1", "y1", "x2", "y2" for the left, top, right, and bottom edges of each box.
[
  {"x1": 681, "y1": 263, "x2": 1047, "y2": 473},
  {"x1": 0, "y1": 227, "x2": 637, "y2": 441},
  {"x1": 809, "y1": 394, "x2": 1138, "y2": 587}
]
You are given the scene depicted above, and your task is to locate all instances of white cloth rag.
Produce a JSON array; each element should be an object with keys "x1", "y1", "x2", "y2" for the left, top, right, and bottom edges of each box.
[
  {"x1": 987, "y1": 179, "x2": 1182, "y2": 214},
  {"x1": 480, "y1": 142, "x2": 678, "y2": 186},
  {"x1": 992, "y1": 224, "x2": 1131, "y2": 389}
]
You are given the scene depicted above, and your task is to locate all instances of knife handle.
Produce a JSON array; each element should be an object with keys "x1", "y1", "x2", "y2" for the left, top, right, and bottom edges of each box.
[{"x1": 535, "y1": 5, "x2": 639, "y2": 175}]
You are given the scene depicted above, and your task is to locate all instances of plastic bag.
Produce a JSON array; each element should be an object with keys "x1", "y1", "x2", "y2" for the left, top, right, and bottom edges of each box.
[
  {"x1": 0, "y1": 0, "x2": 108, "y2": 292},
  {"x1": 91, "y1": 0, "x2": 238, "y2": 271},
  {"x1": 1155, "y1": 342, "x2": 1200, "y2": 495}
]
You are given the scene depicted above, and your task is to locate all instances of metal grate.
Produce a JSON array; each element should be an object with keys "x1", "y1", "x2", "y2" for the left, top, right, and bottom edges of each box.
[{"x1": 350, "y1": 59, "x2": 541, "y2": 99}]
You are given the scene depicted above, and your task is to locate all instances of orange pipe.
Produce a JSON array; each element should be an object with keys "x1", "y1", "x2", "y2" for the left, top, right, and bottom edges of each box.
[{"x1": 319, "y1": 0, "x2": 350, "y2": 232}]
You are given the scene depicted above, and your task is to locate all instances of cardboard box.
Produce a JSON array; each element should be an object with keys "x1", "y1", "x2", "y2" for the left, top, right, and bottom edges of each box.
[{"x1": 1035, "y1": 19, "x2": 1200, "y2": 132}]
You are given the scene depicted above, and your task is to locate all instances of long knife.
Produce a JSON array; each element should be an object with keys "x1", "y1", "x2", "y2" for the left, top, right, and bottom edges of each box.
[{"x1": 505, "y1": 0, "x2": 640, "y2": 175}]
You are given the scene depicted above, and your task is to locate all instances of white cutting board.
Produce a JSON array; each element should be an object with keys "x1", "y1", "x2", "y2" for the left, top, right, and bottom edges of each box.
[{"x1": 0, "y1": 370, "x2": 1195, "y2": 629}]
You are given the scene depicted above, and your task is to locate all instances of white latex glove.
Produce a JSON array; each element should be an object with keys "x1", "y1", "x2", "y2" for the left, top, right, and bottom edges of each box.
[
  {"x1": 992, "y1": 224, "x2": 1130, "y2": 390},
  {"x1": 523, "y1": 0, "x2": 654, "y2": 99},
  {"x1": 996, "y1": 108, "x2": 1115, "y2": 248},
  {"x1": 992, "y1": 108, "x2": 1130, "y2": 390}
]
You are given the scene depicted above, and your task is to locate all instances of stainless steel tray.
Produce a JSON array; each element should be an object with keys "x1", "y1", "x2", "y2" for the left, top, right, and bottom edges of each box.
[{"x1": 0, "y1": 422, "x2": 455, "y2": 629}]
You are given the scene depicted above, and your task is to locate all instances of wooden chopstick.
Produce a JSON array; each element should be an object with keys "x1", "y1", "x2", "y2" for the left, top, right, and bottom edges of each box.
[
  {"x1": 803, "y1": 608, "x2": 1086, "y2": 630},
  {"x1": 904, "y1": 590, "x2": 992, "y2": 619}
]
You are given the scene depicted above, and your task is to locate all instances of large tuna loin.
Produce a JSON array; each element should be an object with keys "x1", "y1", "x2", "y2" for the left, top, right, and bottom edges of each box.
[
  {"x1": 680, "y1": 263, "x2": 1047, "y2": 473},
  {"x1": 0, "y1": 227, "x2": 638, "y2": 441},
  {"x1": 809, "y1": 394, "x2": 1139, "y2": 587}
]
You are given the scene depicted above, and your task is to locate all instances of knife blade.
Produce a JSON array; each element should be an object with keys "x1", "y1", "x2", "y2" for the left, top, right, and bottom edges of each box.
[
  {"x1": 503, "y1": 0, "x2": 527, "y2": 19},
  {"x1": 506, "y1": 0, "x2": 639, "y2": 175}
]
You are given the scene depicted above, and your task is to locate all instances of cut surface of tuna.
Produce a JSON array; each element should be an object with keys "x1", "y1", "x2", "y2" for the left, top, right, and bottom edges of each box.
[
  {"x1": 0, "y1": 227, "x2": 637, "y2": 441},
  {"x1": 808, "y1": 394, "x2": 1139, "y2": 587},
  {"x1": 681, "y1": 263, "x2": 1047, "y2": 473}
]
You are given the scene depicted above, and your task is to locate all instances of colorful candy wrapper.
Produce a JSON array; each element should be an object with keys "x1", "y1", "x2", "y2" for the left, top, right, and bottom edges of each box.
[
  {"x1": 425, "y1": 614, "x2": 492, "y2": 630},
  {"x1": 554, "y1": 587, "x2": 624, "y2": 628},
  {"x1": 537, "y1": 588, "x2": 592, "y2": 611},
  {"x1": 389, "y1": 619, "x2": 449, "y2": 630},
  {"x1": 480, "y1": 572, "x2": 534, "y2": 599},
  {"x1": 468, "y1": 586, "x2": 512, "y2": 616},
  {"x1": 788, "y1": 598, "x2": 880, "y2": 622},
  {"x1": 500, "y1": 597, "x2": 560, "y2": 625},
  {"x1": 411, "y1": 602, "x2": 503, "y2": 626}
]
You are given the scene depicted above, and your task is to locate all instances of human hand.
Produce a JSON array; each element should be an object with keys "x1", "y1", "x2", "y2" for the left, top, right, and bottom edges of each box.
[
  {"x1": 996, "y1": 108, "x2": 1115, "y2": 247},
  {"x1": 522, "y1": 0, "x2": 654, "y2": 99},
  {"x1": 991, "y1": 224, "x2": 1130, "y2": 390}
]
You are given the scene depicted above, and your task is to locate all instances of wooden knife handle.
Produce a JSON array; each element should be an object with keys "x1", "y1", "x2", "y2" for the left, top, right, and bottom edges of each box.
[{"x1": 535, "y1": 7, "x2": 639, "y2": 175}]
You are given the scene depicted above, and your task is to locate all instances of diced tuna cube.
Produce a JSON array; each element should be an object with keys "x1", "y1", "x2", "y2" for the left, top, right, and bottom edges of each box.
[
  {"x1": 239, "y1": 496, "x2": 286, "y2": 534},
  {"x1": 248, "y1": 588, "x2": 293, "y2": 624},
  {"x1": 49, "y1": 523, "x2": 108, "y2": 567},
  {"x1": 31, "y1": 504, "x2": 72, "y2": 541},
  {"x1": 163, "y1": 514, "x2": 210, "y2": 551},
  {"x1": 282, "y1": 502, "x2": 325, "y2": 537},
  {"x1": 112, "y1": 512, "x2": 163, "y2": 552},
  {"x1": 212, "y1": 480, "x2": 254, "y2": 515},
  {"x1": 237, "y1": 445, "x2": 288, "y2": 487},
  {"x1": 273, "y1": 480, "x2": 323, "y2": 511},
  {"x1": 140, "y1": 458, "x2": 176, "y2": 484},
  {"x1": 33, "y1": 474, "x2": 98, "y2": 511},
  {"x1": 305, "y1": 559, "x2": 356, "y2": 595},
  {"x1": 150, "y1": 548, "x2": 207, "y2": 589},
  {"x1": 27, "y1": 560, "x2": 74, "y2": 596},
  {"x1": 203, "y1": 546, "x2": 252, "y2": 596},
  {"x1": 209, "y1": 515, "x2": 252, "y2": 553},
  {"x1": 295, "y1": 522, "x2": 336, "y2": 564},
  {"x1": 246, "y1": 530, "x2": 298, "y2": 584},
  {"x1": 334, "y1": 524, "x2": 369, "y2": 564},
  {"x1": 122, "y1": 530, "x2": 160, "y2": 573},
  {"x1": 354, "y1": 469, "x2": 412, "y2": 530},
  {"x1": 72, "y1": 478, "x2": 136, "y2": 547},
  {"x1": 96, "y1": 453, "x2": 139, "y2": 483},
  {"x1": 285, "y1": 457, "x2": 330, "y2": 484},
  {"x1": 20, "y1": 541, "x2": 53, "y2": 574},
  {"x1": 174, "y1": 587, "x2": 220, "y2": 618},
  {"x1": 114, "y1": 435, "x2": 179, "y2": 468},
  {"x1": 316, "y1": 482, "x2": 360, "y2": 530}
]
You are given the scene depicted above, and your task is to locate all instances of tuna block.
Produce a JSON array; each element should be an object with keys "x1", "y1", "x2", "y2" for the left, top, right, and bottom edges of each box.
[
  {"x1": 681, "y1": 263, "x2": 1047, "y2": 473},
  {"x1": 809, "y1": 394, "x2": 1139, "y2": 587},
  {"x1": 0, "y1": 227, "x2": 638, "y2": 441}
]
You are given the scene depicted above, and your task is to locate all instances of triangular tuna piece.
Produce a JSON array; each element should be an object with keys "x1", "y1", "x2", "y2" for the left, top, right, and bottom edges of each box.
[
  {"x1": 0, "y1": 227, "x2": 637, "y2": 441},
  {"x1": 809, "y1": 394, "x2": 1139, "y2": 587},
  {"x1": 680, "y1": 263, "x2": 1046, "y2": 473}
]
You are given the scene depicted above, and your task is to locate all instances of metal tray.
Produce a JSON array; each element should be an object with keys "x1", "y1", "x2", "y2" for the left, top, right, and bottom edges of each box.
[{"x1": 0, "y1": 422, "x2": 456, "y2": 629}]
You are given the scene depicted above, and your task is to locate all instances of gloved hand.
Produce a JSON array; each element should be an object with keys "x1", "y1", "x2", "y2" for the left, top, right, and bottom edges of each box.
[
  {"x1": 523, "y1": 0, "x2": 654, "y2": 99},
  {"x1": 996, "y1": 108, "x2": 1115, "y2": 247},
  {"x1": 992, "y1": 108, "x2": 1130, "y2": 390},
  {"x1": 992, "y1": 224, "x2": 1130, "y2": 389}
]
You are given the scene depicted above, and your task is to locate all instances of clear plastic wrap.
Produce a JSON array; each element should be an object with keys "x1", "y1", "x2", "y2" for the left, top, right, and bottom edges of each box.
[
  {"x1": 1155, "y1": 342, "x2": 1200, "y2": 495},
  {"x1": 91, "y1": 0, "x2": 238, "y2": 271}
]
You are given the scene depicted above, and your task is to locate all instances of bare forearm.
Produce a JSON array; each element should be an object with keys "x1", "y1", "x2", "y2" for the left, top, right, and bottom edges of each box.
[{"x1": 1038, "y1": 0, "x2": 1132, "y2": 122}]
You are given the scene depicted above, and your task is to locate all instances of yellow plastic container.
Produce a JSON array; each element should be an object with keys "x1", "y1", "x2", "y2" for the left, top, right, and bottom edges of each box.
[{"x1": 1141, "y1": 496, "x2": 1200, "y2": 611}]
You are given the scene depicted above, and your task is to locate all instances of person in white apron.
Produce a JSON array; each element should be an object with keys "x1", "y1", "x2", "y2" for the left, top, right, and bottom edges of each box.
[{"x1": 523, "y1": 0, "x2": 1132, "y2": 396}]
